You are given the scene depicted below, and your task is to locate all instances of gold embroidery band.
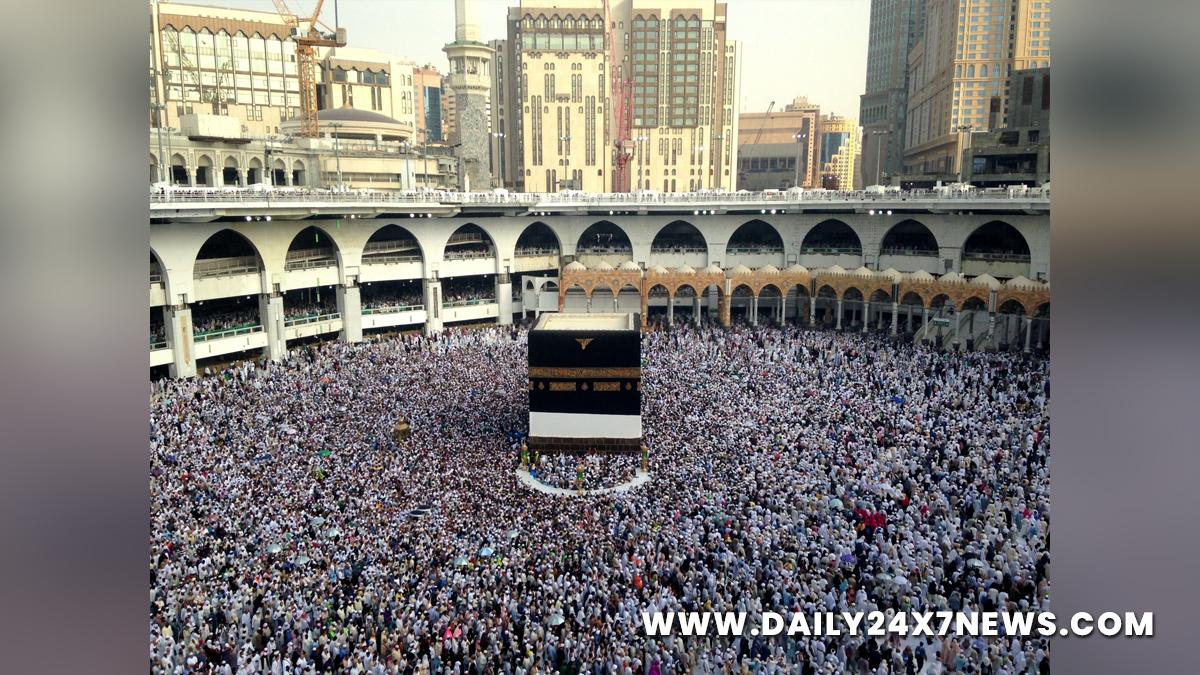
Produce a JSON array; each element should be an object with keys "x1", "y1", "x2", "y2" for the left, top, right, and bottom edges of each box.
[
  {"x1": 548, "y1": 382, "x2": 578, "y2": 392},
  {"x1": 528, "y1": 366, "x2": 641, "y2": 379},
  {"x1": 592, "y1": 381, "x2": 621, "y2": 392}
]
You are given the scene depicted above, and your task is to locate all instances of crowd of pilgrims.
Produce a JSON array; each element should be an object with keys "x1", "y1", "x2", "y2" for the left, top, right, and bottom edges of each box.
[
  {"x1": 529, "y1": 453, "x2": 642, "y2": 492},
  {"x1": 150, "y1": 321, "x2": 1050, "y2": 674},
  {"x1": 191, "y1": 308, "x2": 261, "y2": 335}
]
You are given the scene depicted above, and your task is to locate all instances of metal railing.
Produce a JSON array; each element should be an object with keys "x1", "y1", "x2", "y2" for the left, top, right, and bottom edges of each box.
[
  {"x1": 880, "y1": 247, "x2": 939, "y2": 257},
  {"x1": 444, "y1": 250, "x2": 495, "y2": 261},
  {"x1": 284, "y1": 257, "x2": 338, "y2": 271},
  {"x1": 442, "y1": 298, "x2": 496, "y2": 308},
  {"x1": 193, "y1": 324, "x2": 263, "y2": 342},
  {"x1": 362, "y1": 304, "x2": 424, "y2": 315},
  {"x1": 800, "y1": 246, "x2": 864, "y2": 255},
  {"x1": 193, "y1": 256, "x2": 260, "y2": 279},
  {"x1": 150, "y1": 340, "x2": 168, "y2": 350},
  {"x1": 962, "y1": 251, "x2": 1032, "y2": 262},
  {"x1": 726, "y1": 246, "x2": 784, "y2": 254},
  {"x1": 284, "y1": 312, "x2": 341, "y2": 327},
  {"x1": 362, "y1": 253, "x2": 422, "y2": 265},
  {"x1": 151, "y1": 186, "x2": 1050, "y2": 207}
]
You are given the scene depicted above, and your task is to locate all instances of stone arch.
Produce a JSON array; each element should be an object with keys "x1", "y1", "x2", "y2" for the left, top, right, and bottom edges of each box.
[
  {"x1": 997, "y1": 298, "x2": 1027, "y2": 316},
  {"x1": 191, "y1": 228, "x2": 265, "y2": 280},
  {"x1": 195, "y1": 154, "x2": 215, "y2": 186},
  {"x1": 962, "y1": 296, "x2": 988, "y2": 311},
  {"x1": 248, "y1": 157, "x2": 264, "y2": 185},
  {"x1": 576, "y1": 220, "x2": 633, "y2": 255},
  {"x1": 727, "y1": 219, "x2": 784, "y2": 253},
  {"x1": 880, "y1": 219, "x2": 939, "y2": 255},
  {"x1": 802, "y1": 219, "x2": 862, "y2": 255},
  {"x1": 291, "y1": 159, "x2": 306, "y2": 186},
  {"x1": 170, "y1": 153, "x2": 189, "y2": 185},
  {"x1": 963, "y1": 221, "x2": 1030, "y2": 260},
  {"x1": 651, "y1": 220, "x2": 708, "y2": 253},
  {"x1": 443, "y1": 223, "x2": 496, "y2": 260},
  {"x1": 222, "y1": 155, "x2": 242, "y2": 186},
  {"x1": 900, "y1": 291, "x2": 924, "y2": 307},
  {"x1": 285, "y1": 226, "x2": 341, "y2": 272},
  {"x1": 363, "y1": 224, "x2": 425, "y2": 268},
  {"x1": 515, "y1": 221, "x2": 562, "y2": 256},
  {"x1": 930, "y1": 293, "x2": 952, "y2": 310}
]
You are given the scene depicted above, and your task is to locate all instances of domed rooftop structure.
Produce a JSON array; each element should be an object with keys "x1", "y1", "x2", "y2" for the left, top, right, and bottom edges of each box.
[
  {"x1": 592, "y1": 260, "x2": 615, "y2": 272},
  {"x1": 563, "y1": 261, "x2": 586, "y2": 271},
  {"x1": 939, "y1": 272, "x2": 966, "y2": 284},
  {"x1": 703, "y1": 263, "x2": 723, "y2": 275},
  {"x1": 729, "y1": 264, "x2": 752, "y2": 276},
  {"x1": 879, "y1": 267, "x2": 903, "y2": 283},
  {"x1": 825, "y1": 265, "x2": 847, "y2": 275},
  {"x1": 971, "y1": 273, "x2": 1002, "y2": 290},
  {"x1": 906, "y1": 270, "x2": 935, "y2": 282},
  {"x1": 282, "y1": 104, "x2": 414, "y2": 142},
  {"x1": 648, "y1": 265, "x2": 670, "y2": 275},
  {"x1": 618, "y1": 260, "x2": 641, "y2": 271},
  {"x1": 785, "y1": 264, "x2": 810, "y2": 275},
  {"x1": 851, "y1": 266, "x2": 875, "y2": 277},
  {"x1": 759, "y1": 264, "x2": 780, "y2": 275},
  {"x1": 675, "y1": 264, "x2": 696, "y2": 274},
  {"x1": 1005, "y1": 275, "x2": 1041, "y2": 289}
]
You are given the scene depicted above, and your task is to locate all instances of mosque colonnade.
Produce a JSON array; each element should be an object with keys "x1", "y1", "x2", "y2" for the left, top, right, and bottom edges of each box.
[{"x1": 150, "y1": 212, "x2": 1049, "y2": 377}]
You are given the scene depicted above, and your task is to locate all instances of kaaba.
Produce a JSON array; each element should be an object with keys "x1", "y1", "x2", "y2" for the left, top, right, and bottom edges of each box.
[{"x1": 527, "y1": 313, "x2": 641, "y2": 454}]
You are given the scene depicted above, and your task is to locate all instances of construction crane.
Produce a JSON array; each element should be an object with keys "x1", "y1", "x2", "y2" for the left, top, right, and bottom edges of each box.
[
  {"x1": 737, "y1": 99, "x2": 774, "y2": 185},
  {"x1": 604, "y1": 0, "x2": 633, "y2": 192},
  {"x1": 270, "y1": 0, "x2": 347, "y2": 138}
]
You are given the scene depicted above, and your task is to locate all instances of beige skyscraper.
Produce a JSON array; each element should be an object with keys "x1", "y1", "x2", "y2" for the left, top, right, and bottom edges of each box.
[
  {"x1": 902, "y1": 0, "x2": 1051, "y2": 181},
  {"x1": 817, "y1": 114, "x2": 861, "y2": 191},
  {"x1": 506, "y1": 0, "x2": 738, "y2": 193}
]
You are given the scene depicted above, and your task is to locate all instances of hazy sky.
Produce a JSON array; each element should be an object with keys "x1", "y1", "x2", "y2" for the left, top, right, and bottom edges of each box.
[{"x1": 182, "y1": 0, "x2": 870, "y2": 118}]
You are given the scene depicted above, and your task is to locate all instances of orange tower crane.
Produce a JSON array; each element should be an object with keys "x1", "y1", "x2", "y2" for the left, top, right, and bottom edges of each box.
[{"x1": 270, "y1": 0, "x2": 347, "y2": 138}]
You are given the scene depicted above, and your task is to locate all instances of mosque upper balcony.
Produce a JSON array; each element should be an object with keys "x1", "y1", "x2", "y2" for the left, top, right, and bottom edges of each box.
[{"x1": 150, "y1": 186, "x2": 1049, "y2": 222}]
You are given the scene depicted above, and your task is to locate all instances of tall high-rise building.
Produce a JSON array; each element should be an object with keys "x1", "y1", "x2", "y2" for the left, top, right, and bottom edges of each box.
[
  {"x1": 314, "y1": 47, "x2": 416, "y2": 133},
  {"x1": 444, "y1": 0, "x2": 495, "y2": 190},
  {"x1": 901, "y1": 0, "x2": 1052, "y2": 182},
  {"x1": 624, "y1": 1, "x2": 739, "y2": 192},
  {"x1": 413, "y1": 66, "x2": 447, "y2": 145},
  {"x1": 489, "y1": 38, "x2": 520, "y2": 189},
  {"x1": 149, "y1": 1, "x2": 302, "y2": 137},
  {"x1": 507, "y1": 2, "x2": 611, "y2": 193},
  {"x1": 504, "y1": 0, "x2": 739, "y2": 193},
  {"x1": 818, "y1": 114, "x2": 861, "y2": 191},
  {"x1": 859, "y1": 0, "x2": 926, "y2": 187},
  {"x1": 737, "y1": 97, "x2": 821, "y2": 191}
]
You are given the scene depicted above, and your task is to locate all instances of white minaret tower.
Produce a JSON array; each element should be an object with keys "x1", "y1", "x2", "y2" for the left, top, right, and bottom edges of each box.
[{"x1": 443, "y1": 0, "x2": 494, "y2": 191}]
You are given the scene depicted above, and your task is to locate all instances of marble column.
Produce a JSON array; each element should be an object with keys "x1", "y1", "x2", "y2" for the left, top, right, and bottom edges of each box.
[
  {"x1": 496, "y1": 273, "x2": 513, "y2": 326},
  {"x1": 165, "y1": 305, "x2": 196, "y2": 378},
  {"x1": 336, "y1": 284, "x2": 363, "y2": 343},
  {"x1": 423, "y1": 278, "x2": 443, "y2": 335}
]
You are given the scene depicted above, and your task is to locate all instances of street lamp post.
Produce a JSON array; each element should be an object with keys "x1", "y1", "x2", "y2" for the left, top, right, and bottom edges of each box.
[
  {"x1": 153, "y1": 104, "x2": 167, "y2": 184},
  {"x1": 634, "y1": 135, "x2": 649, "y2": 189},
  {"x1": 956, "y1": 124, "x2": 974, "y2": 183},
  {"x1": 330, "y1": 122, "x2": 343, "y2": 188},
  {"x1": 793, "y1": 132, "x2": 808, "y2": 188},
  {"x1": 872, "y1": 129, "x2": 889, "y2": 186},
  {"x1": 490, "y1": 131, "x2": 506, "y2": 188}
]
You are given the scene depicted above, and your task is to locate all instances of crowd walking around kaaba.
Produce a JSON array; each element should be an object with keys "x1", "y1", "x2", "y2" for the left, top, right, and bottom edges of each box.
[{"x1": 150, "y1": 321, "x2": 1050, "y2": 674}]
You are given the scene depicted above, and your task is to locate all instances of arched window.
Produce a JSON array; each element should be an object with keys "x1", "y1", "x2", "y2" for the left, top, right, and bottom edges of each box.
[
  {"x1": 980, "y1": 64, "x2": 989, "y2": 77},
  {"x1": 967, "y1": 65, "x2": 975, "y2": 78}
]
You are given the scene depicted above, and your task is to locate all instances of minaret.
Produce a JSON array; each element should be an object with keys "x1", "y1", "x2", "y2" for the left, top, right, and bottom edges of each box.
[{"x1": 443, "y1": 0, "x2": 494, "y2": 191}]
